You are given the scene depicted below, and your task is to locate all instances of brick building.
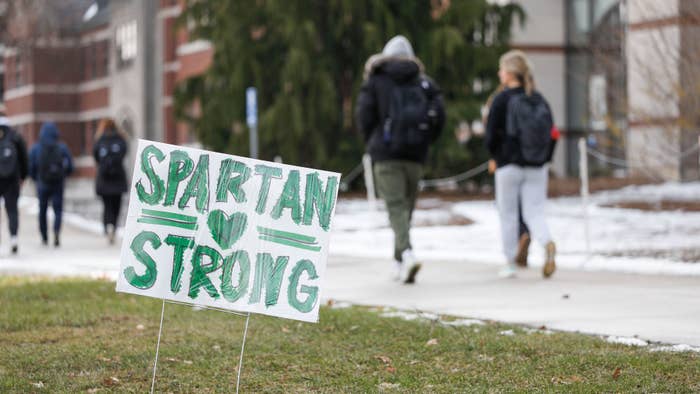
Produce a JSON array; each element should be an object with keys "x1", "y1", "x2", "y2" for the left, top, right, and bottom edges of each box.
[{"x1": 2, "y1": 0, "x2": 211, "y2": 181}]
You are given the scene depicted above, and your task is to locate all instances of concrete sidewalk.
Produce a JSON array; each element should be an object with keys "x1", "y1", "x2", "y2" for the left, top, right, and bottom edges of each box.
[
  {"x1": 2, "y1": 207, "x2": 699, "y2": 347},
  {"x1": 324, "y1": 256, "x2": 700, "y2": 347},
  {"x1": 0, "y1": 205, "x2": 120, "y2": 278}
]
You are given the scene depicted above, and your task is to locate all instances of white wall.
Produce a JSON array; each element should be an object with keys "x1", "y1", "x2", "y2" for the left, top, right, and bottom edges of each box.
[
  {"x1": 628, "y1": 0, "x2": 679, "y2": 23},
  {"x1": 510, "y1": 0, "x2": 565, "y2": 46},
  {"x1": 626, "y1": 0, "x2": 682, "y2": 180},
  {"x1": 626, "y1": 125, "x2": 680, "y2": 180},
  {"x1": 627, "y1": 26, "x2": 681, "y2": 121}
]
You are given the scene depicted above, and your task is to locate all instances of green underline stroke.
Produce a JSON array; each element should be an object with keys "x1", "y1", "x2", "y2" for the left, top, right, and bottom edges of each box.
[
  {"x1": 257, "y1": 226, "x2": 317, "y2": 244},
  {"x1": 138, "y1": 216, "x2": 199, "y2": 230},
  {"x1": 258, "y1": 235, "x2": 322, "y2": 252},
  {"x1": 141, "y1": 209, "x2": 198, "y2": 223}
]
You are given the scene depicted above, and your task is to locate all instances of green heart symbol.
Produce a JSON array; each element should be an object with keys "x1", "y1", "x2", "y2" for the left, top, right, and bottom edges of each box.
[{"x1": 207, "y1": 210, "x2": 248, "y2": 250}]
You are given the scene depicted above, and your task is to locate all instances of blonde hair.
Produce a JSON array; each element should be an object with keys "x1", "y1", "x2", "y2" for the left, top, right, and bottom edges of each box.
[
  {"x1": 499, "y1": 50, "x2": 535, "y2": 95},
  {"x1": 95, "y1": 118, "x2": 128, "y2": 140}
]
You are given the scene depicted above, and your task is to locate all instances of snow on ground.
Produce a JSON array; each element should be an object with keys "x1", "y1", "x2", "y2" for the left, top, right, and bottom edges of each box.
[
  {"x1": 606, "y1": 336, "x2": 649, "y2": 347},
  {"x1": 330, "y1": 182, "x2": 700, "y2": 276}
]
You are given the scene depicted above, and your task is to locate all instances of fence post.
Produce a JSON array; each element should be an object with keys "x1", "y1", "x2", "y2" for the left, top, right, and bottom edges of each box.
[
  {"x1": 362, "y1": 153, "x2": 377, "y2": 211},
  {"x1": 578, "y1": 138, "x2": 591, "y2": 261}
]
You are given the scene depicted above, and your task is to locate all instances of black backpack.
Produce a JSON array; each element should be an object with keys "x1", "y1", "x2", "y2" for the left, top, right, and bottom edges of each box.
[
  {"x1": 0, "y1": 129, "x2": 18, "y2": 178},
  {"x1": 382, "y1": 77, "x2": 439, "y2": 155},
  {"x1": 506, "y1": 92, "x2": 554, "y2": 166},
  {"x1": 97, "y1": 139, "x2": 123, "y2": 179},
  {"x1": 39, "y1": 143, "x2": 65, "y2": 184}
]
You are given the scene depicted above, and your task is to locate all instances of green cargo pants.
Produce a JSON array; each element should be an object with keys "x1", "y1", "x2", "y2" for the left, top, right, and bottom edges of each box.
[{"x1": 373, "y1": 160, "x2": 423, "y2": 261}]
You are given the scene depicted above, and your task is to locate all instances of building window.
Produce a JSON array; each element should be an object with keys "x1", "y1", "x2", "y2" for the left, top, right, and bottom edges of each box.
[{"x1": 116, "y1": 21, "x2": 138, "y2": 69}]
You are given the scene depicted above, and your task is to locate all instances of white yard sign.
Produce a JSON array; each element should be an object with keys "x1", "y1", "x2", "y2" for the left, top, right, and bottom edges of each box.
[{"x1": 117, "y1": 140, "x2": 340, "y2": 323}]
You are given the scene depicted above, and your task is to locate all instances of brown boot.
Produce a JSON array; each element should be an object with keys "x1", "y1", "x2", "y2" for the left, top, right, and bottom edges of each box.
[
  {"x1": 515, "y1": 233, "x2": 530, "y2": 267},
  {"x1": 543, "y1": 241, "x2": 556, "y2": 278}
]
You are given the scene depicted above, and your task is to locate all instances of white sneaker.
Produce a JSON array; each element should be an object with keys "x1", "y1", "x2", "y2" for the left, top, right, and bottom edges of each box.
[
  {"x1": 498, "y1": 264, "x2": 517, "y2": 279},
  {"x1": 400, "y1": 249, "x2": 421, "y2": 284},
  {"x1": 392, "y1": 261, "x2": 402, "y2": 281}
]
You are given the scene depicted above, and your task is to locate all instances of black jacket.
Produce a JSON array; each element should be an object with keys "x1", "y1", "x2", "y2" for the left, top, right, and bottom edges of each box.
[
  {"x1": 355, "y1": 58, "x2": 445, "y2": 163},
  {"x1": 93, "y1": 133, "x2": 128, "y2": 196},
  {"x1": 485, "y1": 87, "x2": 557, "y2": 168},
  {"x1": 0, "y1": 125, "x2": 29, "y2": 182}
]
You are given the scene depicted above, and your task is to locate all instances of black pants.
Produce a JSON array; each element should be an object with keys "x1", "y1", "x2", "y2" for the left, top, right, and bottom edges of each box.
[
  {"x1": 0, "y1": 180, "x2": 20, "y2": 237},
  {"x1": 101, "y1": 194, "x2": 123, "y2": 232}
]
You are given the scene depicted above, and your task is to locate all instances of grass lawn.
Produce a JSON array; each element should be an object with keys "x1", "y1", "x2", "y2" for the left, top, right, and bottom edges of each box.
[{"x1": 0, "y1": 276, "x2": 698, "y2": 393}]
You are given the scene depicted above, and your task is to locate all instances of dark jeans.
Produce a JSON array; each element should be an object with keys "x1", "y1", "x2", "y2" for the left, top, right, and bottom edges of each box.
[
  {"x1": 101, "y1": 194, "x2": 123, "y2": 231},
  {"x1": 38, "y1": 183, "x2": 64, "y2": 242},
  {"x1": 0, "y1": 179, "x2": 20, "y2": 237}
]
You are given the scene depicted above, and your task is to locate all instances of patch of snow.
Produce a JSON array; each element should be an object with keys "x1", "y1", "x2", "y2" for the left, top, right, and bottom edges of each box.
[
  {"x1": 524, "y1": 327, "x2": 554, "y2": 335},
  {"x1": 649, "y1": 344, "x2": 700, "y2": 353},
  {"x1": 441, "y1": 318, "x2": 485, "y2": 327},
  {"x1": 499, "y1": 329, "x2": 515, "y2": 336},
  {"x1": 331, "y1": 182, "x2": 700, "y2": 277},
  {"x1": 379, "y1": 311, "x2": 439, "y2": 322},
  {"x1": 594, "y1": 182, "x2": 700, "y2": 203},
  {"x1": 606, "y1": 336, "x2": 648, "y2": 347}
]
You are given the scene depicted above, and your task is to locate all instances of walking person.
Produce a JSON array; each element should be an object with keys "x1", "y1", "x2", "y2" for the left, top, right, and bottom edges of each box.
[
  {"x1": 93, "y1": 118, "x2": 128, "y2": 244},
  {"x1": 484, "y1": 89, "x2": 533, "y2": 268},
  {"x1": 0, "y1": 114, "x2": 29, "y2": 254},
  {"x1": 356, "y1": 35, "x2": 445, "y2": 284},
  {"x1": 484, "y1": 50, "x2": 557, "y2": 278},
  {"x1": 29, "y1": 122, "x2": 74, "y2": 247}
]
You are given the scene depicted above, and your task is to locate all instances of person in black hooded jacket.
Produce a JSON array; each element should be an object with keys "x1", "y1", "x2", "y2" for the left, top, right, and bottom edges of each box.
[
  {"x1": 93, "y1": 118, "x2": 128, "y2": 244},
  {"x1": 0, "y1": 113, "x2": 28, "y2": 254},
  {"x1": 355, "y1": 35, "x2": 445, "y2": 284}
]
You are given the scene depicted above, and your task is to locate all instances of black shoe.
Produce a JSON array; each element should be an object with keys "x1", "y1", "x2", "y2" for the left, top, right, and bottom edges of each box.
[
  {"x1": 54, "y1": 235, "x2": 60, "y2": 247},
  {"x1": 10, "y1": 237, "x2": 18, "y2": 254},
  {"x1": 41, "y1": 238, "x2": 48, "y2": 246}
]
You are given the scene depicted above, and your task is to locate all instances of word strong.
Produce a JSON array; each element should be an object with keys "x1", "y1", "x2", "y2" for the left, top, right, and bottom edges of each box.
[{"x1": 117, "y1": 140, "x2": 340, "y2": 323}]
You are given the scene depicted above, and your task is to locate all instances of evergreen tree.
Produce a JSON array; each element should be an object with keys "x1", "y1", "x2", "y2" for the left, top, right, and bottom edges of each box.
[{"x1": 175, "y1": 0, "x2": 524, "y2": 181}]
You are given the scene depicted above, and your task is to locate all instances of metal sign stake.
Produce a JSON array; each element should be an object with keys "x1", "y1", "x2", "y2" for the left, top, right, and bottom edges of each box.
[
  {"x1": 236, "y1": 312, "x2": 252, "y2": 394},
  {"x1": 150, "y1": 299, "x2": 167, "y2": 394}
]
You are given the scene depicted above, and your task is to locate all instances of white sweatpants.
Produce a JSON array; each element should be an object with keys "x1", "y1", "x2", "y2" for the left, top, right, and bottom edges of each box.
[{"x1": 495, "y1": 164, "x2": 552, "y2": 263}]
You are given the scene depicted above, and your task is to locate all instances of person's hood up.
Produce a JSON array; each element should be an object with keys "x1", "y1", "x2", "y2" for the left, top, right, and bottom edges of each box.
[
  {"x1": 363, "y1": 35, "x2": 424, "y2": 80},
  {"x1": 39, "y1": 122, "x2": 60, "y2": 144}
]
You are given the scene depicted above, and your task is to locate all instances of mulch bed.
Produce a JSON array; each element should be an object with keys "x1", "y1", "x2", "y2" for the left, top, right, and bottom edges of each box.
[{"x1": 600, "y1": 200, "x2": 700, "y2": 212}]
